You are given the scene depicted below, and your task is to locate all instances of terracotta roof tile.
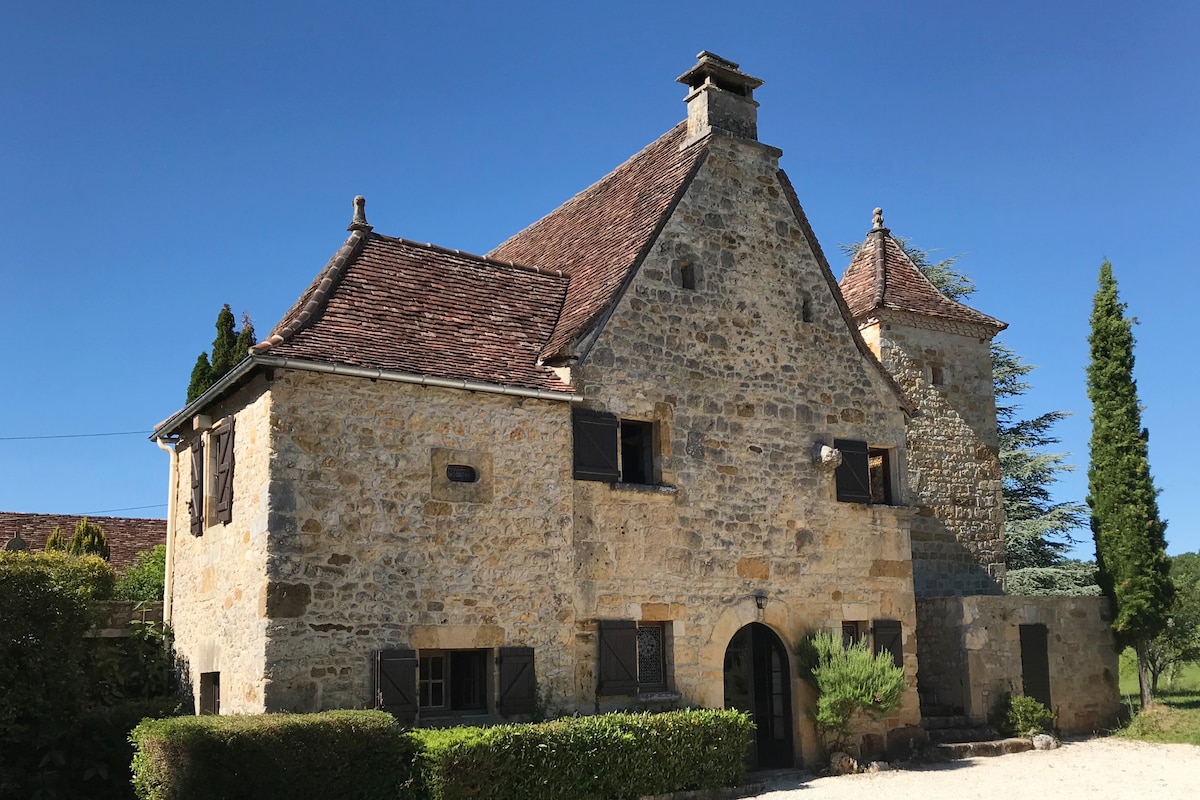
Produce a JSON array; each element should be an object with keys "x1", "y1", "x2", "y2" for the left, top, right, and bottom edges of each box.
[
  {"x1": 0, "y1": 512, "x2": 166, "y2": 570},
  {"x1": 259, "y1": 236, "x2": 573, "y2": 393},
  {"x1": 839, "y1": 220, "x2": 1006, "y2": 332},
  {"x1": 489, "y1": 123, "x2": 708, "y2": 359}
]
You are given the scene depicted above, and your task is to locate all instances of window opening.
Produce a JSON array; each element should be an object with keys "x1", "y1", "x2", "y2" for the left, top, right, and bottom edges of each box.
[
  {"x1": 446, "y1": 464, "x2": 479, "y2": 483},
  {"x1": 868, "y1": 448, "x2": 893, "y2": 505},
  {"x1": 841, "y1": 621, "x2": 866, "y2": 649},
  {"x1": 679, "y1": 261, "x2": 697, "y2": 290},
  {"x1": 419, "y1": 650, "x2": 488, "y2": 712},
  {"x1": 930, "y1": 364, "x2": 946, "y2": 386},
  {"x1": 800, "y1": 295, "x2": 813, "y2": 323},
  {"x1": 199, "y1": 672, "x2": 220, "y2": 715},
  {"x1": 620, "y1": 420, "x2": 655, "y2": 485},
  {"x1": 636, "y1": 624, "x2": 667, "y2": 690}
]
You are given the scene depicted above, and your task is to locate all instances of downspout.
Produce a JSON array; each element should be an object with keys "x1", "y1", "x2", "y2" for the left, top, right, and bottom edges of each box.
[{"x1": 155, "y1": 437, "x2": 179, "y2": 625}]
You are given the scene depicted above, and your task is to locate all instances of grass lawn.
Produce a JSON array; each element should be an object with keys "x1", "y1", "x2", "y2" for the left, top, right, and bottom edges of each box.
[{"x1": 1116, "y1": 649, "x2": 1200, "y2": 745}]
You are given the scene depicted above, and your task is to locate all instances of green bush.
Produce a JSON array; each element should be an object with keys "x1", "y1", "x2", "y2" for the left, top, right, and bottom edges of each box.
[
  {"x1": 796, "y1": 630, "x2": 905, "y2": 751},
  {"x1": 991, "y1": 694, "x2": 1055, "y2": 737},
  {"x1": 413, "y1": 709, "x2": 752, "y2": 800},
  {"x1": 0, "y1": 552, "x2": 177, "y2": 799},
  {"x1": 68, "y1": 517, "x2": 111, "y2": 560},
  {"x1": 114, "y1": 546, "x2": 167, "y2": 602},
  {"x1": 131, "y1": 711, "x2": 423, "y2": 800}
]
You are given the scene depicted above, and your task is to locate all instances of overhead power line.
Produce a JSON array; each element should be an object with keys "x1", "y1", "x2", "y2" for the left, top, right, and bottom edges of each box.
[
  {"x1": 0, "y1": 430, "x2": 150, "y2": 441},
  {"x1": 76, "y1": 503, "x2": 168, "y2": 515}
]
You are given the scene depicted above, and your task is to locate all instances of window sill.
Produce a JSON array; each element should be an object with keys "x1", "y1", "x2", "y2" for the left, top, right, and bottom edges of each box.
[
  {"x1": 609, "y1": 482, "x2": 678, "y2": 497},
  {"x1": 635, "y1": 691, "x2": 681, "y2": 705}
]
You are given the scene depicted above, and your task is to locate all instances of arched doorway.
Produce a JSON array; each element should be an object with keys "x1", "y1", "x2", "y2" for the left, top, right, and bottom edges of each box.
[{"x1": 723, "y1": 622, "x2": 794, "y2": 768}]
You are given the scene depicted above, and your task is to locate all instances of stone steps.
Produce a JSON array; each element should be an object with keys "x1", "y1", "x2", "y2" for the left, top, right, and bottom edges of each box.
[{"x1": 932, "y1": 737, "x2": 1034, "y2": 760}]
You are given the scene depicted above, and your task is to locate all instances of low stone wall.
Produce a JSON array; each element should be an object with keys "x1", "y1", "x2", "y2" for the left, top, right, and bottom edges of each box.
[
  {"x1": 86, "y1": 600, "x2": 164, "y2": 638},
  {"x1": 916, "y1": 595, "x2": 1121, "y2": 734}
]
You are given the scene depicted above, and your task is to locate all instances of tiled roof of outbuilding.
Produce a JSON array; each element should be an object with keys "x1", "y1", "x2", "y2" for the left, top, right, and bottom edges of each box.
[
  {"x1": 256, "y1": 235, "x2": 573, "y2": 393},
  {"x1": 839, "y1": 210, "x2": 1006, "y2": 332},
  {"x1": 489, "y1": 123, "x2": 709, "y2": 359},
  {"x1": 0, "y1": 512, "x2": 166, "y2": 570}
]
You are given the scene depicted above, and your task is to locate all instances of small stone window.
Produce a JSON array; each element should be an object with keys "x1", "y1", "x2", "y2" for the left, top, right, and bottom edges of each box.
[
  {"x1": 675, "y1": 260, "x2": 699, "y2": 290},
  {"x1": 868, "y1": 447, "x2": 894, "y2": 505},
  {"x1": 199, "y1": 672, "x2": 221, "y2": 715},
  {"x1": 419, "y1": 650, "x2": 488, "y2": 713},
  {"x1": 573, "y1": 410, "x2": 661, "y2": 486},
  {"x1": 929, "y1": 364, "x2": 946, "y2": 386},
  {"x1": 446, "y1": 464, "x2": 478, "y2": 483},
  {"x1": 431, "y1": 448, "x2": 492, "y2": 503},
  {"x1": 799, "y1": 294, "x2": 813, "y2": 323}
]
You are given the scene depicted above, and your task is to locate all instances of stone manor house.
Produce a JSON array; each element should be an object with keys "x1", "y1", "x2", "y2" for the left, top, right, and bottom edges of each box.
[{"x1": 153, "y1": 53, "x2": 1120, "y2": 767}]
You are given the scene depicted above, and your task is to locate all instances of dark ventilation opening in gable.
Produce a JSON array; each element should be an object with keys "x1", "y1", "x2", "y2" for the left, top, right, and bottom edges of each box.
[
  {"x1": 446, "y1": 465, "x2": 479, "y2": 483},
  {"x1": 680, "y1": 262, "x2": 697, "y2": 290}
]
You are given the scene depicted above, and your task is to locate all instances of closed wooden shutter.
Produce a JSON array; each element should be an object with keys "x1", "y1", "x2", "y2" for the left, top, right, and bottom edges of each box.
[
  {"x1": 834, "y1": 438, "x2": 871, "y2": 503},
  {"x1": 597, "y1": 620, "x2": 638, "y2": 695},
  {"x1": 189, "y1": 441, "x2": 205, "y2": 535},
  {"x1": 374, "y1": 648, "x2": 418, "y2": 723},
  {"x1": 573, "y1": 410, "x2": 619, "y2": 482},
  {"x1": 214, "y1": 420, "x2": 235, "y2": 524},
  {"x1": 497, "y1": 646, "x2": 536, "y2": 715},
  {"x1": 873, "y1": 619, "x2": 903, "y2": 668}
]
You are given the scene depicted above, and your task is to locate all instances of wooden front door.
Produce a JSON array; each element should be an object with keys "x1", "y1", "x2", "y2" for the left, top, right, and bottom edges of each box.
[{"x1": 724, "y1": 623, "x2": 794, "y2": 768}]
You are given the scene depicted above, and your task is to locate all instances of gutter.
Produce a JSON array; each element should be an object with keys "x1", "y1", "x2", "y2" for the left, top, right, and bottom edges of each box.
[
  {"x1": 154, "y1": 437, "x2": 178, "y2": 625},
  {"x1": 152, "y1": 355, "x2": 579, "y2": 438}
]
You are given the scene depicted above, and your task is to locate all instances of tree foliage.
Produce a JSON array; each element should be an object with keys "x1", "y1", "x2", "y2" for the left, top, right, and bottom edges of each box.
[
  {"x1": 113, "y1": 545, "x2": 167, "y2": 602},
  {"x1": 186, "y1": 304, "x2": 256, "y2": 403},
  {"x1": 67, "y1": 516, "x2": 110, "y2": 560},
  {"x1": 795, "y1": 630, "x2": 905, "y2": 752},
  {"x1": 1087, "y1": 260, "x2": 1173, "y2": 707},
  {"x1": 1142, "y1": 552, "x2": 1200, "y2": 695},
  {"x1": 45, "y1": 524, "x2": 68, "y2": 552}
]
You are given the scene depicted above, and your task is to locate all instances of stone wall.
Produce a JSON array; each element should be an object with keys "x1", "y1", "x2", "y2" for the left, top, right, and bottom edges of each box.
[
  {"x1": 915, "y1": 596, "x2": 1122, "y2": 734},
  {"x1": 570, "y1": 133, "x2": 922, "y2": 765},
  {"x1": 863, "y1": 315, "x2": 1005, "y2": 596},
  {"x1": 260, "y1": 371, "x2": 577, "y2": 715},
  {"x1": 170, "y1": 375, "x2": 274, "y2": 713}
]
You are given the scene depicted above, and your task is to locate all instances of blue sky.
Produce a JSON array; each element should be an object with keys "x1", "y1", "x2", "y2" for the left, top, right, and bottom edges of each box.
[{"x1": 2, "y1": 1, "x2": 1196, "y2": 557}]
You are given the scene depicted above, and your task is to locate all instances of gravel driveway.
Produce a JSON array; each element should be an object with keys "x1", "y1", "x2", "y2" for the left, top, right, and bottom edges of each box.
[{"x1": 747, "y1": 738, "x2": 1200, "y2": 799}]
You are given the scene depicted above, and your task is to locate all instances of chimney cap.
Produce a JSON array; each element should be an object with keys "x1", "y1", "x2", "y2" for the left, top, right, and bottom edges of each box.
[{"x1": 677, "y1": 51, "x2": 763, "y2": 96}]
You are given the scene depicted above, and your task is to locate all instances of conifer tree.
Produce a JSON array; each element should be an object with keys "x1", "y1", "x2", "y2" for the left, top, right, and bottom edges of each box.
[
  {"x1": 44, "y1": 525, "x2": 68, "y2": 552},
  {"x1": 1087, "y1": 260, "x2": 1173, "y2": 708},
  {"x1": 66, "y1": 517, "x2": 109, "y2": 561},
  {"x1": 185, "y1": 305, "x2": 255, "y2": 402}
]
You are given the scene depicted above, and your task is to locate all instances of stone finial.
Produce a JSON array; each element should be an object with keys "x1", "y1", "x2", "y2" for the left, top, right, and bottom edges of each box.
[
  {"x1": 3, "y1": 533, "x2": 28, "y2": 552},
  {"x1": 677, "y1": 52, "x2": 764, "y2": 143},
  {"x1": 873, "y1": 207, "x2": 885, "y2": 230},
  {"x1": 348, "y1": 195, "x2": 372, "y2": 232}
]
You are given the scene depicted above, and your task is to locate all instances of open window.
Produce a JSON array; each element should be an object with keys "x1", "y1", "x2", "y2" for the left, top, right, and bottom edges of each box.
[
  {"x1": 373, "y1": 646, "x2": 537, "y2": 722},
  {"x1": 834, "y1": 439, "x2": 896, "y2": 505},
  {"x1": 573, "y1": 410, "x2": 659, "y2": 485},
  {"x1": 597, "y1": 620, "x2": 671, "y2": 696}
]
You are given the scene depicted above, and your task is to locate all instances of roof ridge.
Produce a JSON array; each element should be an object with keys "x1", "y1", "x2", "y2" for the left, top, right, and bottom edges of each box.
[
  {"x1": 370, "y1": 233, "x2": 568, "y2": 280},
  {"x1": 252, "y1": 229, "x2": 371, "y2": 354},
  {"x1": 488, "y1": 122, "x2": 690, "y2": 264}
]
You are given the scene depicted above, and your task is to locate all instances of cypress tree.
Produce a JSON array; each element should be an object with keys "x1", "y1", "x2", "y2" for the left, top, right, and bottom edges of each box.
[
  {"x1": 185, "y1": 305, "x2": 256, "y2": 402},
  {"x1": 209, "y1": 304, "x2": 240, "y2": 378},
  {"x1": 1086, "y1": 260, "x2": 1173, "y2": 709},
  {"x1": 44, "y1": 525, "x2": 68, "y2": 552},
  {"x1": 66, "y1": 517, "x2": 110, "y2": 561}
]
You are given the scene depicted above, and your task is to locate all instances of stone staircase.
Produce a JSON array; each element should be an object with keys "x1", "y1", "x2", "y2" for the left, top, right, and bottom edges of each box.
[{"x1": 921, "y1": 705, "x2": 1033, "y2": 760}]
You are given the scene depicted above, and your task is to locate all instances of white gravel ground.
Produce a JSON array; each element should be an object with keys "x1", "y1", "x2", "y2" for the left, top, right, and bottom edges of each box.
[{"x1": 747, "y1": 738, "x2": 1200, "y2": 799}]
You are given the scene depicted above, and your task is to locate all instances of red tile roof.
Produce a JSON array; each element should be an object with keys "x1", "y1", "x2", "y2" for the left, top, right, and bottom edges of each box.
[
  {"x1": 256, "y1": 236, "x2": 574, "y2": 393},
  {"x1": 0, "y1": 512, "x2": 166, "y2": 570},
  {"x1": 839, "y1": 217, "x2": 1006, "y2": 332},
  {"x1": 489, "y1": 123, "x2": 709, "y2": 359}
]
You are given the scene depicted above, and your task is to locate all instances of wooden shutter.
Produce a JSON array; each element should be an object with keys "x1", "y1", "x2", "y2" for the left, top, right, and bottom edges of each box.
[
  {"x1": 214, "y1": 419, "x2": 235, "y2": 524},
  {"x1": 873, "y1": 619, "x2": 903, "y2": 669},
  {"x1": 573, "y1": 410, "x2": 619, "y2": 482},
  {"x1": 497, "y1": 646, "x2": 536, "y2": 715},
  {"x1": 597, "y1": 620, "x2": 638, "y2": 695},
  {"x1": 189, "y1": 441, "x2": 205, "y2": 535},
  {"x1": 374, "y1": 648, "x2": 418, "y2": 723},
  {"x1": 834, "y1": 438, "x2": 871, "y2": 503}
]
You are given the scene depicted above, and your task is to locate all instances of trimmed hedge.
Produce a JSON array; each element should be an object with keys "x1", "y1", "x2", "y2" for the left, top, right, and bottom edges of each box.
[
  {"x1": 130, "y1": 709, "x2": 753, "y2": 800},
  {"x1": 413, "y1": 710, "x2": 753, "y2": 800},
  {"x1": 131, "y1": 711, "x2": 423, "y2": 800}
]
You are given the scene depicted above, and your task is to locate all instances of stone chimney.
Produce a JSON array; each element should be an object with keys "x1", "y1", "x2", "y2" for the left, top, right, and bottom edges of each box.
[{"x1": 677, "y1": 51, "x2": 764, "y2": 142}]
